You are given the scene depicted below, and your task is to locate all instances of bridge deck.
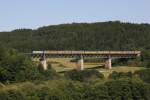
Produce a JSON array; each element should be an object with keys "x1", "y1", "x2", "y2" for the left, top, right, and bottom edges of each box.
[
  {"x1": 29, "y1": 51, "x2": 141, "y2": 58},
  {"x1": 33, "y1": 51, "x2": 141, "y2": 55}
]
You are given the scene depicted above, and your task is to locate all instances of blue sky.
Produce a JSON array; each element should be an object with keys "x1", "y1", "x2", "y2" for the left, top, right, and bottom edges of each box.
[{"x1": 0, "y1": 0, "x2": 150, "y2": 31}]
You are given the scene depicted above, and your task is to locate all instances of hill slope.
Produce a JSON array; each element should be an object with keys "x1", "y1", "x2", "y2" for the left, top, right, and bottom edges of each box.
[{"x1": 0, "y1": 21, "x2": 150, "y2": 52}]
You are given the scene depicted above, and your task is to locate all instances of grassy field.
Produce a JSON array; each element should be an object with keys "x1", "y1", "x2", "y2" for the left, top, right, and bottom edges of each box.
[
  {"x1": 47, "y1": 58, "x2": 103, "y2": 72},
  {"x1": 46, "y1": 58, "x2": 144, "y2": 78}
]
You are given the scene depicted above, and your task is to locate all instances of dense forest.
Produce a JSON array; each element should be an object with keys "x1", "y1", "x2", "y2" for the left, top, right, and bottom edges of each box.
[{"x1": 0, "y1": 21, "x2": 150, "y2": 52}]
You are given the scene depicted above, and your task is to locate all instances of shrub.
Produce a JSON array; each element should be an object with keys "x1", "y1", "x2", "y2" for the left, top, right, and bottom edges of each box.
[
  {"x1": 64, "y1": 69, "x2": 104, "y2": 82},
  {"x1": 0, "y1": 47, "x2": 42, "y2": 83},
  {"x1": 0, "y1": 90, "x2": 26, "y2": 100},
  {"x1": 134, "y1": 69, "x2": 150, "y2": 83},
  {"x1": 83, "y1": 84, "x2": 110, "y2": 100},
  {"x1": 108, "y1": 71, "x2": 133, "y2": 80},
  {"x1": 127, "y1": 58, "x2": 142, "y2": 67},
  {"x1": 105, "y1": 79, "x2": 150, "y2": 100},
  {"x1": 0, "y1": 47, "x2": 60, "y2": 83},
  {"x1": 0, "y1": 79, "x2": 150, "y2": 100},
  {"x1": 38, "y1": 63, "x2": 59, "y2": 80}
]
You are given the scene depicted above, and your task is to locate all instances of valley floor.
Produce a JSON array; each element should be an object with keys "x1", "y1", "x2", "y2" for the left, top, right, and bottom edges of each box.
[{"x1": 46, "y1": 58, "x2": 145, "y2": 78}]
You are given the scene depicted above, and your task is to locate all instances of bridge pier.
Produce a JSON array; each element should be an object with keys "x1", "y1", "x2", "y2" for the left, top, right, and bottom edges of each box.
[
  {"x1": 76, "y1": 55, "x2": 84, "y2": 70},
  {"x1": 39, "y1": 52, "x2": 47, "y2": 70},
  {"x1": 105, "y1": 57, "x2": 112, "y2": 69},
  {"x1": 40, "y1": 59, "x2": 47, "y2": 70}
]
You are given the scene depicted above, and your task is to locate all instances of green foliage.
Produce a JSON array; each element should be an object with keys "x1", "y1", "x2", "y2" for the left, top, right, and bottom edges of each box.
[
  {"x1": 0, "y1": 47, "x2": 59, "y2": 83},
  {"x1": 113, "y1": 57, "x2": 143, "y2": 67},
  {"x1": 134, "y1": 69, "x2": 150, "y2": 83},
  {"x1": 0, "y1": 47, "x2": 42, "y2": 83},
  {"x1": 112, "y1": 58, "x2": 130, "y2": 66},
  {"x1": 0, "y1": 22, "x2": 150, "y2": 52},
  {"x1": 0, "y1": 21, "x2": 150, "y2": 66},
  {"x1": 0, "y1": 21, "x2": 149, "y2": 66},
  {"x1": 0, "y1": 79, "x2": 150, "y2": 100},
  {"x1": 105, "y1": 79, "x2": 150, "y2": 100},
  {"x1": 0, "y1": 89, "x2": 26, "y2": 100},
  {"x1": 127, "y1": 57, "x2": 142, "y2": 67},
  {"x1": 20, "y1": 80, "x2": 84, "y2": 100},
  {"x1": 0, "y1": 21, "x2": 150, "y2": 99},
  {"x1": 83, "y1": 84, "x2": 111, "y2": 100},
  {"x1": 141, "y1": 50, "x2": 150, "y2": 67},
  {"x1": 38, "y1": 63, "x2": 59, "y2": 80},
  {"x1": 108, "y1": 71, "x2": 133, "y2": 80},
  {"x1": 64, "y1": 69, "x2": 104, "y2": 82}
]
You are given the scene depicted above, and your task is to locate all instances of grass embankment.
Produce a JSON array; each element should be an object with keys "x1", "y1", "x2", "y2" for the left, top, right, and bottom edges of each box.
[{"x1": 46, "y1": 58, "x2": 145, "y2": 78}]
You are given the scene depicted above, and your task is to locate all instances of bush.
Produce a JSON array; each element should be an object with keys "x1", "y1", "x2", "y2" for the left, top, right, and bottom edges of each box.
[
  {"x1": 0, "y1": 47, "x2": 60, "y2": 83},
  {"x1": 0, "y1": 47, "x2": 42, "y2": 83},
  {"x1": 112, "y1": 58, "x2": 129, "y2": 66},
  {"x1": 38, "y1": 63, "x2": 59, "y2": 80},
  {"x1": 105, "y1": 79, "x2": 150, "y2": 100},
  {"x1": 108, "y1": 71, "x2": 133, "y2": 80},
  {"x1": 134, "y1": 69, "x2": 150, "y2": 83},
  {"x1": 127, "y1": 58, "x2": 142, "y2": 67},
  {"x1": 0, "y1": 79, "x2": 150, "y2": 100},
  {"x1": 83, "y1": 84, "x2": 110, "y2": 100},
  {"x1": 0, "y1": 90, "x2": 26, "y2": 100},
  {"x1": 64, "y1": 69, "x2": 104, "y2": 82}
]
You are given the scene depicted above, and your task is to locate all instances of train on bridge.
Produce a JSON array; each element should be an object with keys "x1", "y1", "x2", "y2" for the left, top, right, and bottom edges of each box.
[
  {"x1": 27, "y1": 50, "x2": 141, "y2": 70},
  {"x1": 32, "y1": 50, "x2": 141, "y2": 55}
]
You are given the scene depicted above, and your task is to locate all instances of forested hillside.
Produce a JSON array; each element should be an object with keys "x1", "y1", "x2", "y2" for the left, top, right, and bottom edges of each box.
[
  {"x1": 0, "y1": 21, "x2": 150, "y2": 52},
  {"x1": 0, "y1": 21, "x2": 150, "y2": 100}
]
